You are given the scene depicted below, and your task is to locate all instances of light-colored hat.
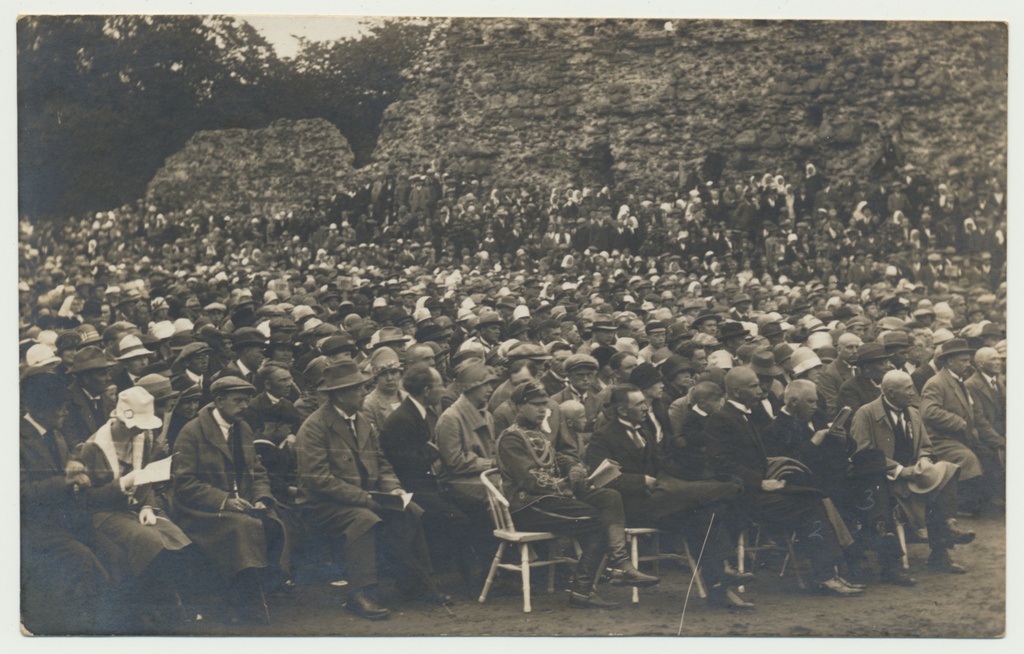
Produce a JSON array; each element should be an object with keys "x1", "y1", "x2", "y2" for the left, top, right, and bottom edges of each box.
[
  {"x1": 115, "y1": 335, "x2": 154, "y2": 361},
  {"x1": 113, "y1": 387, "x2": 163, "y2": 430}
]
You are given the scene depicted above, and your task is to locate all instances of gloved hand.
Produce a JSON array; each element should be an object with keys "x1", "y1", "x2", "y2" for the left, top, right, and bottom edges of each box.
[
  {"x1": 138, "y1": 506, "x2": 157, "y2": 526},
  {"x1": 568, "y1": 467, "x2": 590, "y2": 494}
]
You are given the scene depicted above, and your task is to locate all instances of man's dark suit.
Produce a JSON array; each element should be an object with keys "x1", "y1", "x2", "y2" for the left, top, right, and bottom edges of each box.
[
  {"x1": 64, "y1": 382, "x2": 109, "y2": 448},
  {"x1": 21, "y1": 416, "x2": 109, "y2": 633},
  {"x1": 378, "y1": 398, "x2": 481, "y2": 578},
  {"x1": 835, "y1": 375, "x2": 881, "y2": 425},
  {"x1": 704, "y1": 402, "x2": 843, "y2": 580},
  {"x1": 586, "y1": 418, "x2": 740, "y2": 587}
]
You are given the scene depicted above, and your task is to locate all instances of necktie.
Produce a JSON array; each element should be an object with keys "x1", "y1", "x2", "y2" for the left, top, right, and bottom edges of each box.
[
  {"x1": 347, "y1": 416, "x2": 358, "y2": 437},
  {"x1": 628, "y1": 426, "x2": 645, "y2": 449},
  {"x1": 228, "y1": 423, "x2": 246, "y2": 495}
]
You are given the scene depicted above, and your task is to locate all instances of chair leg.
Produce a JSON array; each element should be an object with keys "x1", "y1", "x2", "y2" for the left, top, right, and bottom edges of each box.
[
  {"x1": 737, "y1": 530, "x2": 747, "y2": 593},
  {"x1": 651, "y1": 533, "x2": 662, "y2": 576},
  {"x1": 786, "y1": 534, "x2": 806, "y2": 590},
  {"x1": 593, "y1": 554, "x2": 607, "y2": 592},
  {"x1": 895, "y1": 521, "x2": 910, "y2": 570},
  {"x1": 478, "y1": 542, "x2": 506, "y2": 603},
  {"x1": 547, "y1": 544, "x2": 557, "y2": 594},
  {"x1": 519, "y1": 543, "x2": 532, "y2": 613},
  {"x1": 631, "y1": 533, "x2": 640, "y2": 604},
  {"x1": 682, "y1": 540, "x2": 707, "y2": 599}
]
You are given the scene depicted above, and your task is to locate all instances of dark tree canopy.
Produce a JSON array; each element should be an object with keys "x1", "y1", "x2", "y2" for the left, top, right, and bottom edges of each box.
[{"x1": 18, "y1": 15, "x2": 431, "y2": 220}]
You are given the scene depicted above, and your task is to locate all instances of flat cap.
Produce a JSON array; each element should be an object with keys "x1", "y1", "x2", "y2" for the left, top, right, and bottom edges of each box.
[{"x1": 211, "y1": 375, "x2": 257, "y2": 397}]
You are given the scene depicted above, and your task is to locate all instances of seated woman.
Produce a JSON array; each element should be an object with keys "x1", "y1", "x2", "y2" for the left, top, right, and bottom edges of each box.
[{"x1": 75, "y1": 386, "x2": 194, "y2": 631}]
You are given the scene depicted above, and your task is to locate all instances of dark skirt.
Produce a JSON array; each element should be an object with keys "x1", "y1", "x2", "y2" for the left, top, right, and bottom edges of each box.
[{"x1": 92, "y1": 510, "x2": 191, "y2": 579}]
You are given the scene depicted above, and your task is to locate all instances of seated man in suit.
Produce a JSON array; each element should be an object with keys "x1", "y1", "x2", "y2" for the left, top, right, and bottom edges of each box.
[
  {"x1": 378, "y1": 363, "x2": 482, "y2": 584},
  {"x1": 296, "y1": 359, "x2": 449, "y2": 621},
  {"x1": 964, "y1": 346, "x2": 1006, "y2": 506},
  {"x1": 434, "y1": 362, "x2": 499, "y2": 522},
  {"x1": 587, "y1": 384, "x2": 754, "y2": 609},
  {"x1": 704, "y1": 367, "x2": 863, "y2": 596},
  {"x1": 172, "y1": 376, "x2": 291, "y2": 624},
  {"x1": 851, "y1": 371, "x2": 975, "y2": 576},
  {"x1": 762, "y1": 379, "x2": 902, "y2": 584},
  {"x1": 921, "y1": 339, "x2": 1005, "y2": 514},
  {"x1": 239, "y1": 362, "x2": 303, "y2": 506},
  {"x1": 21, "y1": 372, "x2": 110, "y2": 634},
  {"x1": 662, "y1": 381, "x2": 724, "y2": 482}
]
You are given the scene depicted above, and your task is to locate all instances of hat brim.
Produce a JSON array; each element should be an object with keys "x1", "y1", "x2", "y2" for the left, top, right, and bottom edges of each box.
[
  {"x1": 120, "y1": 412, "x2": 162, "y2": 430},
  {"x1": 938, "y1": 347, "x2": 974, "y2": 359},
  {"x1": 907, "y1": 461, "x2": 959, "y2": 494},
  {"x1": 115, "y1": 349, "x2": 154, "y2": 361},
  {"x1": 320, "y1": 372, "x2": 372, "y2": 392},
  {"x1": 752, "y1": 364, "x2": 785, "y2": 377}
]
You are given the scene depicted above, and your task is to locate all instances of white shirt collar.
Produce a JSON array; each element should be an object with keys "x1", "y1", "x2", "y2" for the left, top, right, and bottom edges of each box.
[
  {"x1": 236, "y1": 360, "x2": 252, "y2": 377},
  {"x1": 212, "y1": 408, "x2": 232, "y2": 441},
  {"x1": 266, "y1": 392, "x2": 281, "y2": 405},
  {"x1": 981, "y1": 372, "x2": 998, "y2": 386},
  {"x1": 24, "y1": 413, "x2": 47, "y2": 437},
  {"x1": 186, "y1": 369, "x2": 202, "y2": 383},
  {"x1": 729, "y1": 399, "x2": 753, "y2": 413},
  {"x1": 692, "y1": 406, "x2": 708, "y2": 417},
  {"x1": 333, "y1": 405, "x2": 357, "y2": 423}
]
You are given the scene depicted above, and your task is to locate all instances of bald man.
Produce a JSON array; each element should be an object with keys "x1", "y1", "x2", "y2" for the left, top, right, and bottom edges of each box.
[
  {"x1": 850, "y1": 371, "x2": 974, "y2": 577},
  {"x1": 703, "y1": 367, "x2": 861, "y2": 596}
]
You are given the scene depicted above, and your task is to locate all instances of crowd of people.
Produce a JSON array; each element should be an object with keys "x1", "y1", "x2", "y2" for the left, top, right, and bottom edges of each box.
[{"x1": 18, "y1": 156, "x2": 1006, "y2": 633}]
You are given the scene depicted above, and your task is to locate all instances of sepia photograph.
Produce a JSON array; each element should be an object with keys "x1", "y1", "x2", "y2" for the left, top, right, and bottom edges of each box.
[{"x1": 13, "y1": 0, "x2": 1009, "y2": 639}]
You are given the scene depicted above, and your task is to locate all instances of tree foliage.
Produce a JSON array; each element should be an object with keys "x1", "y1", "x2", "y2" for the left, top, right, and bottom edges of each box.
[{"x1": 18, "y1": 16, "x2": 431, "y2": 220}]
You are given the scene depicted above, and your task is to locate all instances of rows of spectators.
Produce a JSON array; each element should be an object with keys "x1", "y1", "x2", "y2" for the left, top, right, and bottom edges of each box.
[{"x1": 18, "y1": 157, "x2": 1006, "y2": 633}]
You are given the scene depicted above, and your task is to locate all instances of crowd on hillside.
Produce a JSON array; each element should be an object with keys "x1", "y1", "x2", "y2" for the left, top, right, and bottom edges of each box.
[{"x1": 18, "y1": 156, "x2": 1006, "y2": 633}]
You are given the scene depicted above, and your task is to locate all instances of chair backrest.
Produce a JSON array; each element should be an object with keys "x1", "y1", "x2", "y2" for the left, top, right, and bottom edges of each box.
[{"x1": 480, "y1": 469, "x2": 515, "y2": 532}]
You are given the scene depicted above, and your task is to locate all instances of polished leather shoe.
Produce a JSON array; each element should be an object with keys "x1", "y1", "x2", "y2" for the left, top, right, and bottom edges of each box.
[
  {"x1": 569, "y1": 590, "x2": 621, "y2": 609},
  {"x1": 927, "y1": 550, "x2": 967, "y2": 574},
  {"x1": 943, "y1": 519, "x2": 976, "y2": 545},
  {"x1": 814, "y1": 575, "x2": 865, "y2": 596},
  {"x1": 708, "y1": 585, "x2": 756, "y2": 610},
  {"x1": 606, "y1": 562, "x2": 660, "y2": 587},
  {"x1": 880, "y1": 568, "x2": 917, "y2": 586},
  {"x1": 345, "y1": 591, "x2": 390, "y2": 621}
]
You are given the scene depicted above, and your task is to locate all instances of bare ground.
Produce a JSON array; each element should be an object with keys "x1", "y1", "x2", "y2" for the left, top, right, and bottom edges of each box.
[{"x1": 178, "y1": 511, "x2": 1004, "y2": 638}]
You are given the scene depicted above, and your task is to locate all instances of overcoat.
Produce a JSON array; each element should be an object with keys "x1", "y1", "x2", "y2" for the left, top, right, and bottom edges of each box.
[
  {"x1": 920, "y1": 369, "x2": 991, "y2": 480},
  {"x1": 172, "y1": 406, "x2": 287, "y2": 578}
]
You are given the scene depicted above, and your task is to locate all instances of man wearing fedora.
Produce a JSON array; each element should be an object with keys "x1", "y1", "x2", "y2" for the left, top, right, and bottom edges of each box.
[
  {"x1": 576, "y1": 313, "x2": 617, "y2": 355},
  {"x1": 214, "y1": 327, "x2": 266, "y2": 386},
  {"x1": 172, "y1": 376, "x2": 290, "y2": 624},
  {"x1": 921, "y1": 339, "x2": 1005, "y2": 515},
  {"x1": 852, "y1": 371, "x2": 975, "y2": 576},
  {"x1": 836, "y1": 343, "x2": 891, "y2": 426},
  {"x1": 748, "y1": 350, "x2": 786, "y2": 433},
  {"x1": 295, "y1": 359, "x2": 448, "y2": 621},
  {"x1": 110, "y1": 334, "x2": 155, "y2": 393},
  {"x1": 64, "y1": 345, "x2": 117, "y2": 449}
]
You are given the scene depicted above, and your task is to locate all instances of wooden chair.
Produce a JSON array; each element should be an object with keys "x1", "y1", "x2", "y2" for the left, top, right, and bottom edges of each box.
[
  {"x1": 477, "y1": 469, "x2": 580, "y2": 612},
  {"x1": 624, "y1": 527, "x2": 707, "y2": 604},
  {"x1": 736, "y1": 525, "x2": 806, "y2": 591}
]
